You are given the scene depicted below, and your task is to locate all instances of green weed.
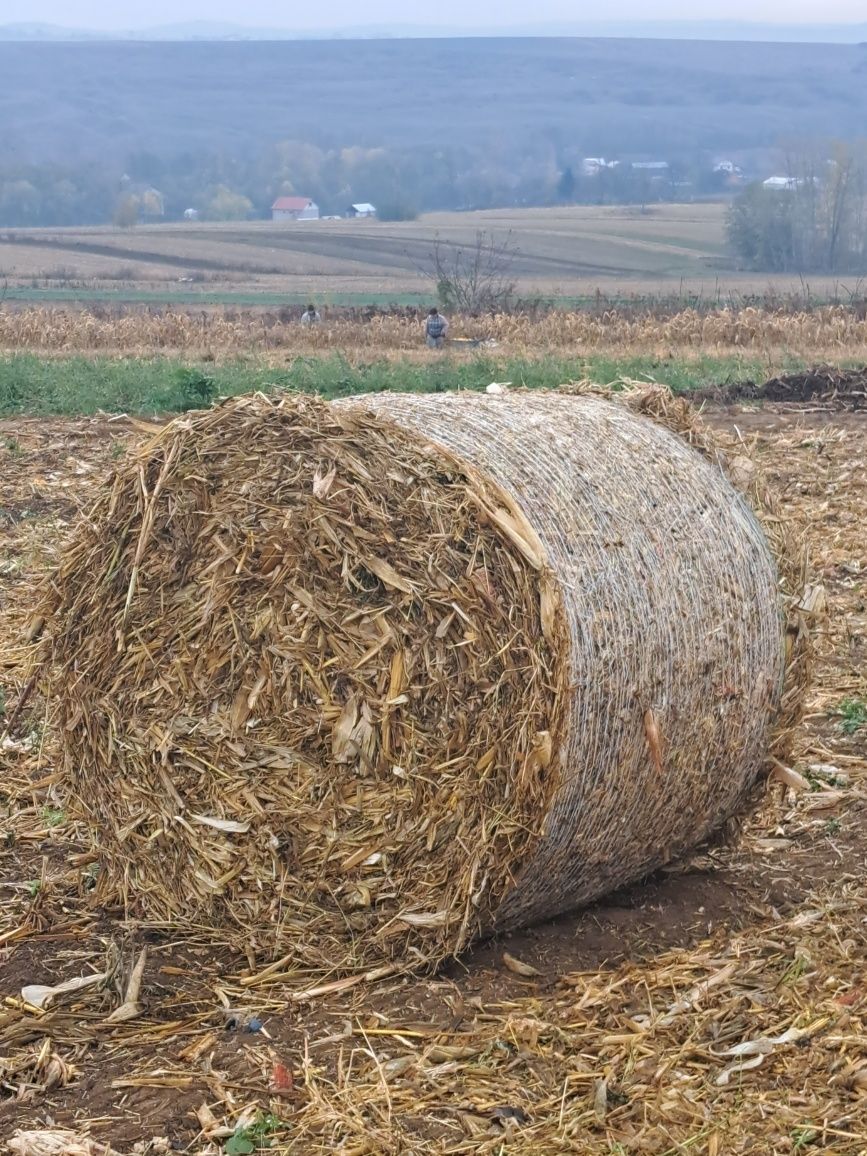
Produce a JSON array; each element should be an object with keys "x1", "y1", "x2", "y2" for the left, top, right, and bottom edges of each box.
[
  {"x1": 791, "y1": 1126, "x2": 820, "y2": 1151},
  {"x1": 0, "y1": 351, "x2": 816, "y2": 418},
  {"x1": 836, "y1": 698, "x2": 867, "y2": 735},
  {"x1": 778, "y1": 954, "x2": 810, "y2": 986},
  {"x1": 224, "y1": 1113, "x2": 285, "y2": 1154},
  {"x1": 174, "y1": 367, "x2": 219, "y2": 410}
]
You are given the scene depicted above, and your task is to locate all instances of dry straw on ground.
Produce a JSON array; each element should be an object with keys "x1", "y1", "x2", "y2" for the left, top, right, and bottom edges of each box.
[
  {"x1": 35, "y1": 389, "x2": 801, "y2": 975},
  {"x1": 8, "y1": 398, "x2": 862, "y2": 1154}
]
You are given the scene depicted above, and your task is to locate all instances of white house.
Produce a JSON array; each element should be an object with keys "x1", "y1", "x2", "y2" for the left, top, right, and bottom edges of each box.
[
  {"x1": 711, "y1": 160, "x2": 745, "y2": 188},
  {"x1": 763, "y1": 176, "x2": 801, "y2": 191},
  {"x1": 581, "y1": 157, "x2": 616, "y2": 176},
  {"x1": 347, "y1": 203, "x2": 377, "y2": 218},
  {"x1": 272, "y1": 197, "x2": 320, "y2": 222}
]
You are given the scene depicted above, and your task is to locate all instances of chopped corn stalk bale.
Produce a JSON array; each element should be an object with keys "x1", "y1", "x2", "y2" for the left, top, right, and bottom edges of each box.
[{"x1": 38, "y1": 390, "x2": 792, "y2": 970}]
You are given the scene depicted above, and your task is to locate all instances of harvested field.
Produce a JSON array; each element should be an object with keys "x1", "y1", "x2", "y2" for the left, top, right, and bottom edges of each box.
[
  {"x1": 0, "y1": 207, "x2": 732, "y2": 299},
  {"x1": 2, "y1": 208, "x2": 867, "y2": 305},
  {"x1": 5, "y1": 304, "x2": 867, "y2": 361},
  {"x1": 1, "y1": 388, "x2": 866, "y2": 1153}
]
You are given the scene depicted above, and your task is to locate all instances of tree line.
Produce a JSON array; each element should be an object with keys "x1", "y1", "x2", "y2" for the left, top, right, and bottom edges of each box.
[
  {"x1": 0, "y1": 136, "x2": 739, "y2": 230},
  {"x1": 727, "y1": 141, "x2": 867, "y2": 274},
  {"x1": 5, "y1": 132, "x2": 867, "y2": 279}
]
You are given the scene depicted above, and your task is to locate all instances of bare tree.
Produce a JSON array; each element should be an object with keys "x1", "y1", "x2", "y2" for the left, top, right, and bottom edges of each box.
[
  {"x1": 113, "y1": 195, "x2": 140, "y2": 229},
  {"x1": 731, "y1": 139, "x2": 867, "y2": 274},
  {"x1": 420, "y1": 230, "x2": 519, "y2": 313},
  {"x1": 824, "y1": 143, "x2": 856, "y2": 273}
]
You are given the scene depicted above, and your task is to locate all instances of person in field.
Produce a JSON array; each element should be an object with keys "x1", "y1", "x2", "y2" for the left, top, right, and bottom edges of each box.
[
  {"x1": 301, "y1": 304, "x2": 321, "y2": 325},
  {"x1": 424, "y1": 306, "x2": 449, "y2": 348}
]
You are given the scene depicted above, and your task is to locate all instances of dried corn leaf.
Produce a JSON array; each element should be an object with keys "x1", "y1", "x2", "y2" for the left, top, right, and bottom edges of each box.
[{"x1": 502, "y1": 951, "x2": 542, "y2": 978}]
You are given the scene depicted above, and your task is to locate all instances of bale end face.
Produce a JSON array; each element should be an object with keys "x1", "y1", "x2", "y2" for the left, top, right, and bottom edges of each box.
[{"x1": 45, "y1": 395, "x2": 564, "y2": 968}]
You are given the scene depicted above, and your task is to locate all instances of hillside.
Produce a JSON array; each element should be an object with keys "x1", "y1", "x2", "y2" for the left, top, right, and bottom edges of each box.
[{"x1": 3, "y1": 37, "x2": 867, "y2": 166}]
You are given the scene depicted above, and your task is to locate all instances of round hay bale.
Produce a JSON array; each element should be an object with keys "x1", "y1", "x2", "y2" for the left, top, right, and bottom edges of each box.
[{"x1": 41, "y1": 390, "x2": 789, "y2": 970}]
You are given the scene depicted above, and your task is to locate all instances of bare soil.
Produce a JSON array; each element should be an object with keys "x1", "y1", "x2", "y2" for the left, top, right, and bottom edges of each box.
[{"x1": 696, "y1": 367, "x2": 867, "y2": 408}]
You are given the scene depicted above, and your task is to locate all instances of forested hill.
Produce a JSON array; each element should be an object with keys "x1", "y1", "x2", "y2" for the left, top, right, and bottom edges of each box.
[{"x1": 3, "y1": 36, "x2": 867, "y2": 165}]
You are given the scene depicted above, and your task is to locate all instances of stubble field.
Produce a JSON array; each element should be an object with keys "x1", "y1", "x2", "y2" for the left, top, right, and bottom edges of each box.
[
  {"x1": 3, "y1": 299, "x2": 867, "y2": 415},
  {"x1": 0, "y1": 298, "x2": 866, "y2": 1151},
  {"x1": 2, "y1": 205, "x2": 864, "y2": 306}
]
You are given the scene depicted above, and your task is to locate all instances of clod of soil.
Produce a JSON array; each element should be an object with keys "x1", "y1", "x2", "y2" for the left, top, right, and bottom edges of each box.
[{"x1": 699, "y1": 365, "x2": 867, "y2": 408}]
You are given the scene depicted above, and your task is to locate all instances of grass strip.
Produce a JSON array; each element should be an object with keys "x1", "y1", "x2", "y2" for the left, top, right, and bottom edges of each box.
[{"x1": 0, "y1": 351, "x2": 815, "y2": 417}]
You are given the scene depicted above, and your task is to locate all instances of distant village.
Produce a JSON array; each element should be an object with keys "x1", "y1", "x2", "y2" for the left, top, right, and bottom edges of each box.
[
  {"x1": 578, "y1": 156, "x2": 797, "y2": 191},
  {"x1": 270, "y1": 197, "x2": 377, "y2": 221},
  {"x1": 117, "y1": 158, "x2": 808, "y2": 227},
  {"x1": 580, "y1": 157, "x2": 743, "y2": 182},
  {"x1": 174, "y1": 198, "x2": 379, "y2": 224}
]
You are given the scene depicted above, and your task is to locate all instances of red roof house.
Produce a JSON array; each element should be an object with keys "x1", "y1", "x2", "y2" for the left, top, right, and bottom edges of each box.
[{"x1": 271, "y1": 196, "x2": 320, "y2": 221}]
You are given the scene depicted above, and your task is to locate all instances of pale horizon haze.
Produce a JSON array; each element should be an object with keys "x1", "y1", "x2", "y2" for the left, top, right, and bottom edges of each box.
[{"x1": 1, "y1": 0, "x2": 864, "y2": 31}]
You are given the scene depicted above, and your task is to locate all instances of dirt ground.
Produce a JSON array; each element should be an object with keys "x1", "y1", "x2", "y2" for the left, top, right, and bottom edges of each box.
[{"x1": 0, "y1": 400, "x2": 865, "y2": 1154}]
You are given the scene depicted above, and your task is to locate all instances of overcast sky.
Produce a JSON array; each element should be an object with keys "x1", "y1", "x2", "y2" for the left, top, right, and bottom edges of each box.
[{"x1": 3, "y1": 0, "x2": 864, "y2": 29}]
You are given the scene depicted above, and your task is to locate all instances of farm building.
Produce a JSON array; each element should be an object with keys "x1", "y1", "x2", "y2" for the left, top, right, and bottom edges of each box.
[
  {"x1": 763, "y1": 176, "x2": 801, "y2": 191},
  {"x1": 581, "y1": 158, "x2": 617, "y2": 176},
  {"x1": 271, "y1": 196, "x2": 319, "y2": 222},
  {"x1": 347, "y1": 202, "x2": 377, "y2": 218}
]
